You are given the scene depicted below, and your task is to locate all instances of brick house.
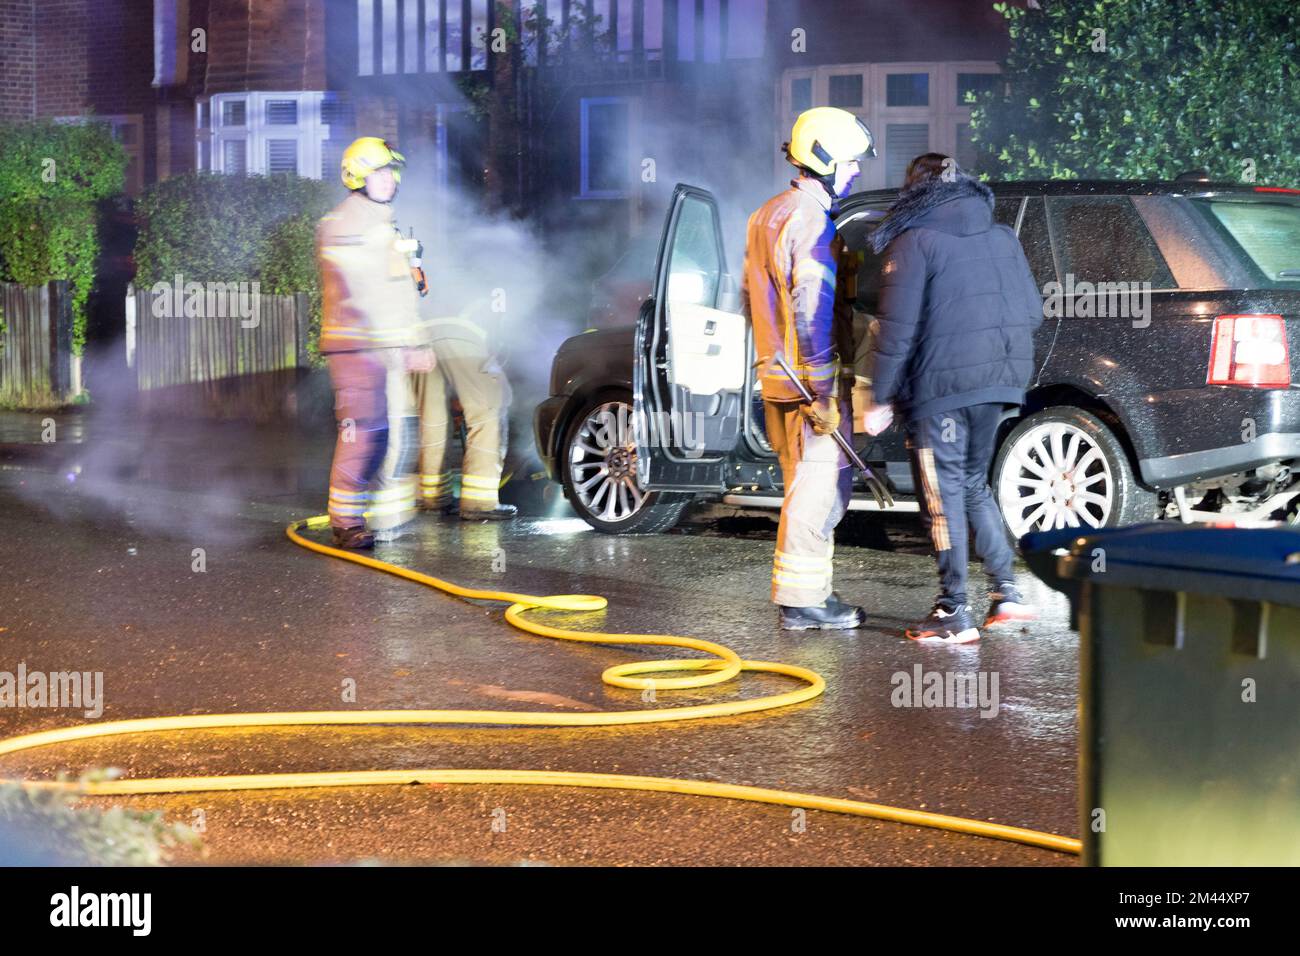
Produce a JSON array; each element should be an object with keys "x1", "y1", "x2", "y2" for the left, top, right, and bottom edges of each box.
[
  {"x1": 1, "y1": 0, "x2": 1014, "y2": 249},
  {"x1": 330, "y1": 0, "x2": 1014, "y2": 250},
  {"x1": 0, "y1": 0, "x2": 155, "y2": 192}
]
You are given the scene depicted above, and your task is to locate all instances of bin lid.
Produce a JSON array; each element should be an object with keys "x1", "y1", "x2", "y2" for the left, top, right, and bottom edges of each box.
[{"x1": 1021, "y1": 523, "x2": 1300, "y2": 614}]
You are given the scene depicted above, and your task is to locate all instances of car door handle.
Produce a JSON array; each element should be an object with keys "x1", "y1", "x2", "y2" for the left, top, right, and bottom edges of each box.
[{"x1": 703, "y1": 319, "x2": 716, "y2": 335}]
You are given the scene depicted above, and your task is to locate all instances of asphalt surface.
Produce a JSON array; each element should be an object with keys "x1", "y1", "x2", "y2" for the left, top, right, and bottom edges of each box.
[{"x1": 0, "y1": 409, "x2": 1079, "y2": 866}]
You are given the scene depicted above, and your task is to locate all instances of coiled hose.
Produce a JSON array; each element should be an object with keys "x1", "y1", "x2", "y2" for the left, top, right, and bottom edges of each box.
[{"x1": 0, "y1": 515, "x2": 1080, "y2": 858}]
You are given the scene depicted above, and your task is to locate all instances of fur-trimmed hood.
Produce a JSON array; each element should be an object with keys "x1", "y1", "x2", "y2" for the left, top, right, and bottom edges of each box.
[{"x1": 869, "y1": 174, "x2": 995, "y2": 253}]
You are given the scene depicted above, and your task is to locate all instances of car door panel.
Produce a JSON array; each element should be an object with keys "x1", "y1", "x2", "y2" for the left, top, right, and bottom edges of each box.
[{"x1": 634, "y1": 184, "x2": 746, "y2": 491}]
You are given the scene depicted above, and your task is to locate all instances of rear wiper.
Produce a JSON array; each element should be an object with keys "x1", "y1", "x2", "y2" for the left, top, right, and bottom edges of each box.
[{"x1": 1277, "y1": 269, "x2": 1300, "y2": 277}]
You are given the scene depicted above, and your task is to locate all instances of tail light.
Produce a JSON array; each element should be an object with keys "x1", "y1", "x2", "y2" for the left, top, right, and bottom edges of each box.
[{"x1": 1207, "y1": 314, "x2": 1291, "y2": 387}]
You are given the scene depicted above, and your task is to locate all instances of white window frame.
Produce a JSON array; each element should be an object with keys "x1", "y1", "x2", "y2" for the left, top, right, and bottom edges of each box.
[
  {"x1": 579, "y1": 96, "x2": 637, "y2": 200},
  {"x1": 198, "y1": 92, "x2": 331, "y2": 178},
  {"x1": 776, "y1": 61, "x2": 1001, "y2": 191}
]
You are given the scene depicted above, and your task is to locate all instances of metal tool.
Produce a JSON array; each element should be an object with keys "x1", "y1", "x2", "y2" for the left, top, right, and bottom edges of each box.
[{"x1": 772, "y1": 352, "x2": 895, "y2": 509}]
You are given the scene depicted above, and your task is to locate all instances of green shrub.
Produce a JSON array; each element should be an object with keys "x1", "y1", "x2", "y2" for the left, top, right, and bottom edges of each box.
[
  {"x1": 134, "y1": 172, "x2": 336, "y2": 363},
  {"x1": 0, "y1": 119, "x2": 127, "y2": 354},
  {"x1": 971, "y1": 0, "x2": 1300, "y2": 184}
]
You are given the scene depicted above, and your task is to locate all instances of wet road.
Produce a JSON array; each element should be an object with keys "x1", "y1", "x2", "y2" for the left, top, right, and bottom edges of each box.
[{"x1": 0, "y1": 410, "x2": 1078, "y2": 865}]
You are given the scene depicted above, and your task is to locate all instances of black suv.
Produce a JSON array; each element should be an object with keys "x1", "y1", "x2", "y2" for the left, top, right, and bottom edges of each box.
[{"x1": 534, "y1": 180, "x2": 1300, "y2": 536}]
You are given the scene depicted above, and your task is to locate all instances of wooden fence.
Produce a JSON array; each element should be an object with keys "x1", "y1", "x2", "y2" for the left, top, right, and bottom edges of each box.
[
  {"x1": 130, "y1": 284, "x2": 313, "y2": 421},
  {"x1": 0, "y1": 281, "x2": 76, "y2": 408}
]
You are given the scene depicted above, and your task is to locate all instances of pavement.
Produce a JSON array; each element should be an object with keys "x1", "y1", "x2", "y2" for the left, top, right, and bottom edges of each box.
[{"x1": 0, "y1": 407, "x2": 1079, "y2": 866}]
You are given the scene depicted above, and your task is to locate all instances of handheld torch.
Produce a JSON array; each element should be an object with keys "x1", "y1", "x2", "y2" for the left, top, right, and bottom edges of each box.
[{"x1": 397, "y1": 227, "x2": 428, "y2": 297}]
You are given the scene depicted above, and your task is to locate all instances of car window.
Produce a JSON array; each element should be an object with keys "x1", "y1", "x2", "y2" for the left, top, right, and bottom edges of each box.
[
  {"x1": 853, "y1": 245, "x2": 887, "y2": 314},
  {"x1": 994, "y1": 197, "x2": 1023, "y2": 229},
  {"x1": 1197, "y1": 198, "x2": 1300, "y2": 287},
  {"x1": 666, "y1": 195, "x2": 721, "y2": 307},
  {"x1": 1019, "y1": 198, "x2": 1056, "y2": 288},
  {"x1": 832, "y1": 204, "x2": 890, "y2": 313},
  {"x1": 834, "y1": 204, "x2": 887, "y2": 254},
  {"x1": 1046, "y1": 196, "x2": 1175, "y2": 288}
]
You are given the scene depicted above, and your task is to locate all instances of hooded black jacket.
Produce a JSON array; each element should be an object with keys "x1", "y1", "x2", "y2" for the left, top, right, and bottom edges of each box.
[{"x1": 862, "y1": 174, "x2": 1044, "y2": 421}]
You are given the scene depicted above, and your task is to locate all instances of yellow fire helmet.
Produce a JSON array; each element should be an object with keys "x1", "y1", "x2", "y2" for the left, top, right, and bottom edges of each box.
[
  {"x1": 341, "y1": 136, "x2": 406, "y2": 191},
  {"x1": 786, "y1": 107, "x2": 876, "y2": 177}
]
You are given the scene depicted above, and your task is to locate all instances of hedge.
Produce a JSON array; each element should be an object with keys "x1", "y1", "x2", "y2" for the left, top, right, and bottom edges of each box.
[
  {"x1": 134, "y1": 172, "x2": 336, "y2": 362},
  {"x1": 0, "y1": 119, "x2": 127, "y2": 354},
  {"x1": 970, "y1": 0, "x2": 1300, "y2": 184}
]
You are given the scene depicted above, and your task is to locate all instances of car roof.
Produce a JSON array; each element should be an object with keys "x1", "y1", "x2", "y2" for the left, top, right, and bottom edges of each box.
[{"x1": 844, "y1": 181, "x2": 1300, "y2": 205}]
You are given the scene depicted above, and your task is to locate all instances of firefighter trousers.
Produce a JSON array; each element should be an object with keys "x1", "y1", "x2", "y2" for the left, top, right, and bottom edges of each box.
[
  {"x1": 326, "y1": 350, "x2": 390, "y2": 530},
  {"x1": 369, "y1": 365, "x2": 420, "y2": 532},
  {"x1": 765, "y1": 391, "x2": 854, "y2": 607},
  {"x1": 414, "y1": 338, "x2": 512, "y2": 511}
]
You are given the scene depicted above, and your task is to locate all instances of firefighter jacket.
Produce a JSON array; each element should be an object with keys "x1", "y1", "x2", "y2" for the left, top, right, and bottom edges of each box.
[
  {"x1": 317, "y1": 192, "x2": 428, "y2": 354},
  {"x1": 742, "y1": 177, "x2": 855, "y2": 403}
]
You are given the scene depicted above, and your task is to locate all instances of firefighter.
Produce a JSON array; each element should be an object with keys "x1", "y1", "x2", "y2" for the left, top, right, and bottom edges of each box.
[
  {"x1": 413, "y1": 303, "x2": 516, "y2": 521},
  {"x1": 317, "y1": 136, "x2": 434, "y2": 549},
  {"x1": 742, "y1": 107, "x2": 875, "y2": 630}
]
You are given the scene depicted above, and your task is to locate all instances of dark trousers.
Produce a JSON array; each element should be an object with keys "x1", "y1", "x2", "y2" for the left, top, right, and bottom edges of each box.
[{"x1": 905, "y1": 403, "x2": 1016, "y2": 607}]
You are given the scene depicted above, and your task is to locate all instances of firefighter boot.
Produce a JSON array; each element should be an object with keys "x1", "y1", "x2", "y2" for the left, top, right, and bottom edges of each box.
[
  {"x1": 332, "y1": 525, "x2": 376, "y2": 550},
  {"x1": 459, "y1": 503, "x2": 518, "y2": 521},
  {"x1": 779, "y1": 592, "x2": 865, "y2": 630}
]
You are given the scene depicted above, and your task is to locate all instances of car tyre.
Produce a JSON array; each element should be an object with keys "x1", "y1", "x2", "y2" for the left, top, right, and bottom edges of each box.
[
  {"x1": 992, "y1": 407, "x2": 1158, "y2": 542},
  {"x1": 560, "y1": 391, "x2": 690, "y2": 534}
]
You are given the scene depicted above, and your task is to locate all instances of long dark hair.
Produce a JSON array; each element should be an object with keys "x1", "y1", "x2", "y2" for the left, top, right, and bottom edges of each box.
[{"x1": 904, "y1": 152, "x2": 954, "y2": 189}]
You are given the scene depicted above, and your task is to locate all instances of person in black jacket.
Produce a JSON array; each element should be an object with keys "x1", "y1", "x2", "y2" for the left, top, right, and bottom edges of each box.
[{"x1": 859, "y1": 154, "x2": 1043, "y2": 643}]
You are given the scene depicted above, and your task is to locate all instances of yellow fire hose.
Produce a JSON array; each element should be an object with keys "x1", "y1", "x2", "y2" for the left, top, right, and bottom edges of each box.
[{"x1": 0, "y1": 514, "x2": 1081, "y2": 858}]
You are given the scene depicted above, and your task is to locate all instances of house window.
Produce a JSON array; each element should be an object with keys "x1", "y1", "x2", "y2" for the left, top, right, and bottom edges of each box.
[
  {"x1": 358, "y1": 0, "x2": 375, "y2": 75},
  {"x1": 381, "y1": 0, "x2": 399, "y2": 74},
  {"x1": 829, "y1": 74, "x2": 864, "y2": 108},
  {"x1": 957, "y1": 72, "x2": 1001, "y2": 106},
  {"x1": 885, "y1": 123, "x2": 930, "y2": 187},
  {"x1": 200, "y1": 92, "x2": 347, "y2": 179},
  {"x1": 445, "y1": 0, "x2": 464, "y2": 71},
  {"x1": 790, "y1": 76, "x2": 812, "y2": 113},
  {"x1": 580, "y1": 97, "x2": 633, "y2": 198},
  {"x1": 266, "y1": 100, "x2": 299, "y2": 125},
  {"x1": 267, "y1": 140, "x2": 299, "y2": 175},
  {"x1": 320, "y1": 97, "x2": 357, "y2": 180},
  {"x1": 222, "y1": 100, "x2": 247, "y2": 127},
  {"x1": 886, "y1": 73, "x2": 929, "y2": 107},
  {"x1": 470, "y1": 0, "x2": 489, "y2": 70},
  {"x1": 362, "y1": 0, "x2": 713, "y2": 75},
  {"x1": 404, "y1": 0, "x2": 420, "y2": 73},
  {"x1": 223, "y1": 139, "x2": 248, "y2": 176}
]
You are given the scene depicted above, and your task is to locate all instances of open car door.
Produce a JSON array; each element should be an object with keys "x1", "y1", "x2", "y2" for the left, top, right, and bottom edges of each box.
[{"x1": 634, "y1": 184, "x2": 747, "y2": 491}]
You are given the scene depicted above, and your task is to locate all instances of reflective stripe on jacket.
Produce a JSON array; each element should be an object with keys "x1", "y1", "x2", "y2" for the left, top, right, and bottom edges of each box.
[
  {"x1": 741, "y1": 178, "x2": 854, "y2": 402},
  {"x1": 317, "y1": 192, "x2": 426, "y2": 354}
]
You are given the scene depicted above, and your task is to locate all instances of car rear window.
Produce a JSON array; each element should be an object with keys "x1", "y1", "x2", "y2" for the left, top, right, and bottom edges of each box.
[{"x1": 1198, "y1": 199, "x2": 1300, "y2": 287}]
